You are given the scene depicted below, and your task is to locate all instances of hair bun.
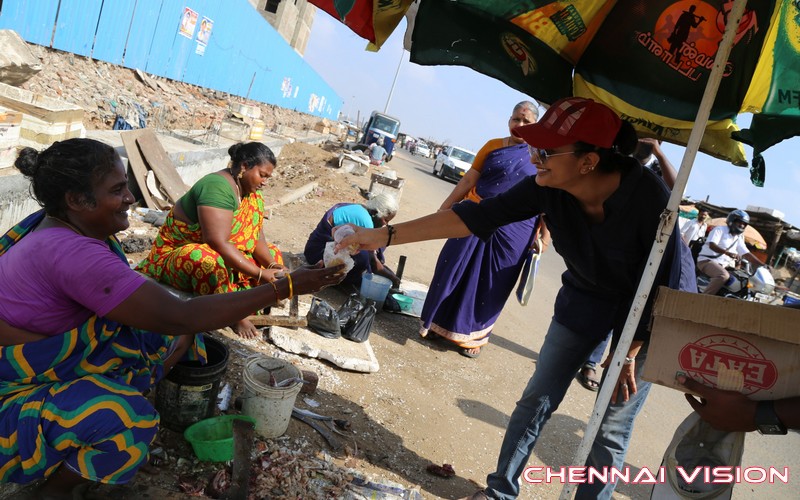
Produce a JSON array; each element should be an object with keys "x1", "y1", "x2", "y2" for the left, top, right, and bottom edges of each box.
[{"x1": 14, "y1": 147, "x2": 40, "y2": 177}]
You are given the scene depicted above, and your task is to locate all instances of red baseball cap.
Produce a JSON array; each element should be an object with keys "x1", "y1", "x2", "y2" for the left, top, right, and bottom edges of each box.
[{"x1": 512, "y1": 97, "x2": 622, "y2": 149}]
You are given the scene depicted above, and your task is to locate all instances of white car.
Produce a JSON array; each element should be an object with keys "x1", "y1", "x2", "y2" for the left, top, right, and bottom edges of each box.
[
  {"x1": 433, "y1": 146, "x2": 476, "y2": 182},
  {"x1": 414, "y1": 142, "x2": 431, "y2": 158}
]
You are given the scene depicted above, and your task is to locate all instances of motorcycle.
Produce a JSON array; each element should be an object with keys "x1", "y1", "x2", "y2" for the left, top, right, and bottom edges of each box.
[{"x1": 696, "y1": 262, "x2": 775, "y2": 301}]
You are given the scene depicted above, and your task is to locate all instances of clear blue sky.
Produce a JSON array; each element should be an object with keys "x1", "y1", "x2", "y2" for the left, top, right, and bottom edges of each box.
[{"x1": 303, "y1": 14, "x2": 800, "y2": 227}]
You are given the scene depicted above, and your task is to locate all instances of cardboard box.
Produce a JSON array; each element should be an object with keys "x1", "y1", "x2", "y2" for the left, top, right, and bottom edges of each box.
[{"x1": 643, "y1": 287, "x2": 800, "y2": 400}]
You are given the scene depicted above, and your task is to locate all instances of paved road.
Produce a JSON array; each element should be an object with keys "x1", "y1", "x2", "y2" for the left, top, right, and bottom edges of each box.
[{"x1": 387, "y1": 148, "x2": 799, "y2": 499}]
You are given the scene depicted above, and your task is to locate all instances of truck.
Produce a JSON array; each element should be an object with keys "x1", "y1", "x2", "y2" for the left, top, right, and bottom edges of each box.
[
  {"x1": 432, "y1": 145, "x2": 477, "y2": 182},
  {"x1": 357, "y1": 111, "x2": 401, "y2": 162}
]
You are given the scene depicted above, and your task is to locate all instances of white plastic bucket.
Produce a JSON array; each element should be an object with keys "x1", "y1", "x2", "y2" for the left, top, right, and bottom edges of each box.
[
  {"x1": 359, "y1": 273, "x2": 392, "y2": 309},
  {"x1": 241, "y1": 356, "x2": 302, "y2": 438}
]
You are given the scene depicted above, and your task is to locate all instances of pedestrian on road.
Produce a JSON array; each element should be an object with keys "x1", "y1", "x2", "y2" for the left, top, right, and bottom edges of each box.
[
  {"x1": 420, "y1": 100, "x2": 548, "y2": 358},
  {"x1": 335, "y1": 97, "x2": 696, "y2": 499}
]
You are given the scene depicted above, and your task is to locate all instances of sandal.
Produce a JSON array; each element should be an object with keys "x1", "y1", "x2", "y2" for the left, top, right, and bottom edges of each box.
[
  {"x1": 577, "y1": 364, "x2": 600, "y2": 392},
  {"x1": 460, "y1": 346, "x2": 481, "y2": 358}
]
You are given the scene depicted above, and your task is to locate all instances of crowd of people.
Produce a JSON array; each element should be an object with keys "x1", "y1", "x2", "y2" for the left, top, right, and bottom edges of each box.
[{"x1": 1, "y1": 97, "x2": 794, "y2": 500}]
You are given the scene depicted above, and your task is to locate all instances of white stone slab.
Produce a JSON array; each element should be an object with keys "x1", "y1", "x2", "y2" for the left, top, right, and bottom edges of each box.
[{"x1": 267, "y1": 300, "x2": 379, "y2": 373}]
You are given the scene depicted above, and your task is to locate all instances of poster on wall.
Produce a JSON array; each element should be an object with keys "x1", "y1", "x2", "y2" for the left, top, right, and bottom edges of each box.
[
  {"x1": 195, "y1": 16, "x2": 213, "y2": 55},
  {"x1": 197, "y1": 17, "x2": 213, "y2": 45},
  {"x1": 179, "y1": 7, "x2": 198, "y2": 39}
]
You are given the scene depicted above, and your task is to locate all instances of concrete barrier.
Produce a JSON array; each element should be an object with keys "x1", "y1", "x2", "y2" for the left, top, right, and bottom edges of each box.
[{"x1": 0, "y1": 130, "x2": 306, "y2": 234}]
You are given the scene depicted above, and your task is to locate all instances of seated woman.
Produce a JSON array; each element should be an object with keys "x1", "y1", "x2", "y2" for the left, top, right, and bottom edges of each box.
[
  {"x1": 0, "y1": 139, "x2": 344, "y2": 500},
  {"x1": 136, "y1": 142, "x2": 285, "y2": 339},
  {"x1": 304, "y1": 193, "x2": 400, "y2": 289}
]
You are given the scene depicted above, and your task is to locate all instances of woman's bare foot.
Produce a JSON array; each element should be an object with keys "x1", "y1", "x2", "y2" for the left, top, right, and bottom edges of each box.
[{"x1": 231, "y1": 318, "x2": 259, "y2": 339}]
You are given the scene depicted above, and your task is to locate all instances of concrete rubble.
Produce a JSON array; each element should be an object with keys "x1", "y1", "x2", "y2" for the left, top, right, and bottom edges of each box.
[{"x1": 0, "y1": 30, "x2": 41, "y2": 86}]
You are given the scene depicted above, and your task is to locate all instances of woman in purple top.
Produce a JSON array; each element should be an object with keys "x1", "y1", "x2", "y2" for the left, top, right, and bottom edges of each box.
[{"x1": 0, "y1": 139, "x2": 344, "y2": 499}]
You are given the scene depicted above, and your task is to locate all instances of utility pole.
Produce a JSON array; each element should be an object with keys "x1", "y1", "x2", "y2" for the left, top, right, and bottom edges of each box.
[{"x1": 384, "y1": 49, "x2": 404, "y2": 114}]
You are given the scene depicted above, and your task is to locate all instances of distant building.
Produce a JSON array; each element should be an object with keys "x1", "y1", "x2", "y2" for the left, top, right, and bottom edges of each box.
[{"x1": 249, "y1": 0, "x2": 316, "y2": 56}]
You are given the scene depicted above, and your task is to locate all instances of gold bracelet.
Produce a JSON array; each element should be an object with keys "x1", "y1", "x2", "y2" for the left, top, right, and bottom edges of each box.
[
  {"x1": 268, "y1": 262, "x2": 281, "y2": 269},
  {"x1": 286, "y1": 272, "x2": 294, "y2": 299},
  {"x1": 269, "y1": 280, "x2": 280, "y2": 301},
  {"x1": 256, "y1": 268, "x2": 263, "y2": 284}
]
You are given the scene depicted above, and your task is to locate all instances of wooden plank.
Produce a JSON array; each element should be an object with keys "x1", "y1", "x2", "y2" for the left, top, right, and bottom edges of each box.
[
  {"x1": 120, "y1": 129, "x2": 157, "y2": 209},
  {"x1": 225, "y1": 418, "x2": 255, "y2": 500},
  {"x1": 135, "y1": 130, "x2": 189, "y2": 204},
  {"x1": 246, "y1": 315, "x2": 307, "y2": 327}
]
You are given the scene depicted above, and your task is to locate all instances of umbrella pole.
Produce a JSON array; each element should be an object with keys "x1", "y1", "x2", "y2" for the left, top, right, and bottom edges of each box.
[{"x1": 559, "y1": 0, "x2": 749, "y2": 498}]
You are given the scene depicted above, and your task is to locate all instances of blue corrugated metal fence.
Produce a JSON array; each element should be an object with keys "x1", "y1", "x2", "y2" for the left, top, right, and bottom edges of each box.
[{"x1": 0, "y1": 0, "x2": 342, "y2": 119}]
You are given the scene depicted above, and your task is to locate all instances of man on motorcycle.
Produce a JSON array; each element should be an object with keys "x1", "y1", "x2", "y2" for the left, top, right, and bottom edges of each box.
[{"x1": 696, "y1": 209, "x2": 767, "y2": 295}]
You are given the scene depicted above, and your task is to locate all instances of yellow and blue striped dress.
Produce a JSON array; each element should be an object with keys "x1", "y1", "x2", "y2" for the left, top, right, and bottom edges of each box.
[{"x1": 0, "y1": 211, "x2": 205, "y2": 485}]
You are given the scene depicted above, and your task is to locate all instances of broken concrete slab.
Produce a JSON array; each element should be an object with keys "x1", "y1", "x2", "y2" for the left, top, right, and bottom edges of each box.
[
  {"x1": 267, "y1": 298, "x2": 379, "y2": 373},
  {"x1": 0, "y1": 81, "x2": 85, "y2": 145},
  {"x1": 0, "y1": 30, "x2": 42, "y2": 86},
  {"x1": 269, "y1": 325, "x2": 380, "y2": 373}
]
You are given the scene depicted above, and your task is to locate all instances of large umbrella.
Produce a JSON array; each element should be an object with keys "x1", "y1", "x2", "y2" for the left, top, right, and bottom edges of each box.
[
  {"x1": 312, "y1": 1, "x2": 800, "y2": 175},
  {"x1": 707, "y1": 217, "x2": 768, "y2": 250},
  {"x1": 407, "y1": 0, "x2": 800, "y2": 173},
  {"x1": 309, "y1": 1, "x2": 797, "y2": 498},
  {"x1": 309, "y1": 0, "x2": 416, "y2": 50}
]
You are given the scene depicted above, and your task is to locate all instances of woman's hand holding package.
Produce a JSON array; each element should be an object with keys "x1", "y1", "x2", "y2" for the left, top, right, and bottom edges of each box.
[{"x1": 333, "y1": 224, "x2": 385, "y2": 252}]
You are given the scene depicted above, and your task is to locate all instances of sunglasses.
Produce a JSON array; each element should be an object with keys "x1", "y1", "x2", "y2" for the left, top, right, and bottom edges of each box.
[{"x1": 527, "y1": 145, "x2": 576, "y2": 162}]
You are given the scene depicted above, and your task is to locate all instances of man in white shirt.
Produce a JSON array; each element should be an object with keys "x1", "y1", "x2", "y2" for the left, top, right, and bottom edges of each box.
[
  {"x1": 696, "y1": 209, "x2": 767, "y2": 294},
  {"x1": 681, "y1": 208, "x2": 710, "y2": 245}
]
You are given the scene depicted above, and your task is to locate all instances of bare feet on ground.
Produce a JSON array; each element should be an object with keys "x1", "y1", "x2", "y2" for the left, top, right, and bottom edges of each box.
[{"x1": 231, "y1": 318, "x2": 260, "y2": 339}]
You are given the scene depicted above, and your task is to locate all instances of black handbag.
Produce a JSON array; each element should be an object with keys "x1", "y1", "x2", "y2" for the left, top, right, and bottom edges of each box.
[
  {"x1": 306, "y1": 297, "x2": 341, "y2": 339},
  {"x1": 341, "y1": 300, "x2": 377, "y2": 343}
]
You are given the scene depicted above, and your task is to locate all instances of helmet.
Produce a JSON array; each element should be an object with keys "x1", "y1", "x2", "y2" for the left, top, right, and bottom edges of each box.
[
  {"x1": 726, "y1": 209, "x2": 750, "y2": 235},
  {"x1": 376, "y1": 137, "x2": 384, "y2": 146}
]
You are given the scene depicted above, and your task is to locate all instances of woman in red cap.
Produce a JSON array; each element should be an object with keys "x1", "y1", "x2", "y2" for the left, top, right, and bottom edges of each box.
[{"x1": 335, "y1": 97, "x2": 696, "y2": 500}]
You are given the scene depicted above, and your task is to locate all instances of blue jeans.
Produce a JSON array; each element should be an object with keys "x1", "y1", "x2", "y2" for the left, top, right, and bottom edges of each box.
[
  {"x1": 484, "y1": 320, "x2": 651, "y2": 500},
  {"x1": 585, "y1": 333, "x2": 610, "y2": 366}
]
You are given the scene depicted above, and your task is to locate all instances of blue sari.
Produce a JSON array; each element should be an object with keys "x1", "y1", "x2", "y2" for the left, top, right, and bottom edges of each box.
[
  {"x1": 420, "y1": 142, "x2": 538, "y2": 349},
  {"x1": 0, "y1": 211, "x2": 206, "y2": 485}
]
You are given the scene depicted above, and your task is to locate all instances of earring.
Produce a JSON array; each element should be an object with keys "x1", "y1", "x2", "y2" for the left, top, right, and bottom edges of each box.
[{"x1": 238, "y1": 168, "x2": 245, "y2": 179}]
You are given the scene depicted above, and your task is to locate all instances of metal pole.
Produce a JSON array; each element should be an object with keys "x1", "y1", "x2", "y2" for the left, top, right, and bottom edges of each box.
[
  {"x1": 559, "y1": 0, "x2": 749, "y2": 498},
  {"x1": 384, "y1": 49, "x2": 404, "y2": 114}
]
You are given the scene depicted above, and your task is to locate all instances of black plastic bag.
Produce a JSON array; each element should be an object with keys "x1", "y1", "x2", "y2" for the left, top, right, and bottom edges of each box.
[
  {"x1": 307, "y1": 297, "x2": 341, "y2": 339},
  {"x1": 689, "y1": 237, "x2": 706, "y2": 263},
  {"x1": 337, "y1": 294, "x2": 364, "y2": 331},
  {"x1": 342, "y1": 300, "x2": 376, "y2": 343}
]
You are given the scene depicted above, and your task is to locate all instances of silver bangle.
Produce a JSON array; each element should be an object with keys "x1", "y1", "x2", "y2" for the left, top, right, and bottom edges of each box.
[{"x1": 624, "y1": 356, "x2": 636, "y2": 365}]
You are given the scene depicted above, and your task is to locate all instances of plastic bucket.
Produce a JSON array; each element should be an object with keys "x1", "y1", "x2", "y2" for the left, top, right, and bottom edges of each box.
[
  {"x1": 184, "y1": 414, "x2": 256, "y2": 463},
  {"x1": 359, "y1": 273, "x2": 392, "y2": 310},
  {"x1": 241, "y1": 356, "x2": 303, "y2": 438},
  {"x1": 155, "y1": 334, "x2": 229, "y2": 431}
]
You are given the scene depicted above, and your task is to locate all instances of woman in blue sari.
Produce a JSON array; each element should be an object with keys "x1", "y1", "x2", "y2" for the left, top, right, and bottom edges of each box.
[{"x1": 420, "y1": 101, "x2": 548, "y2": 358}]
